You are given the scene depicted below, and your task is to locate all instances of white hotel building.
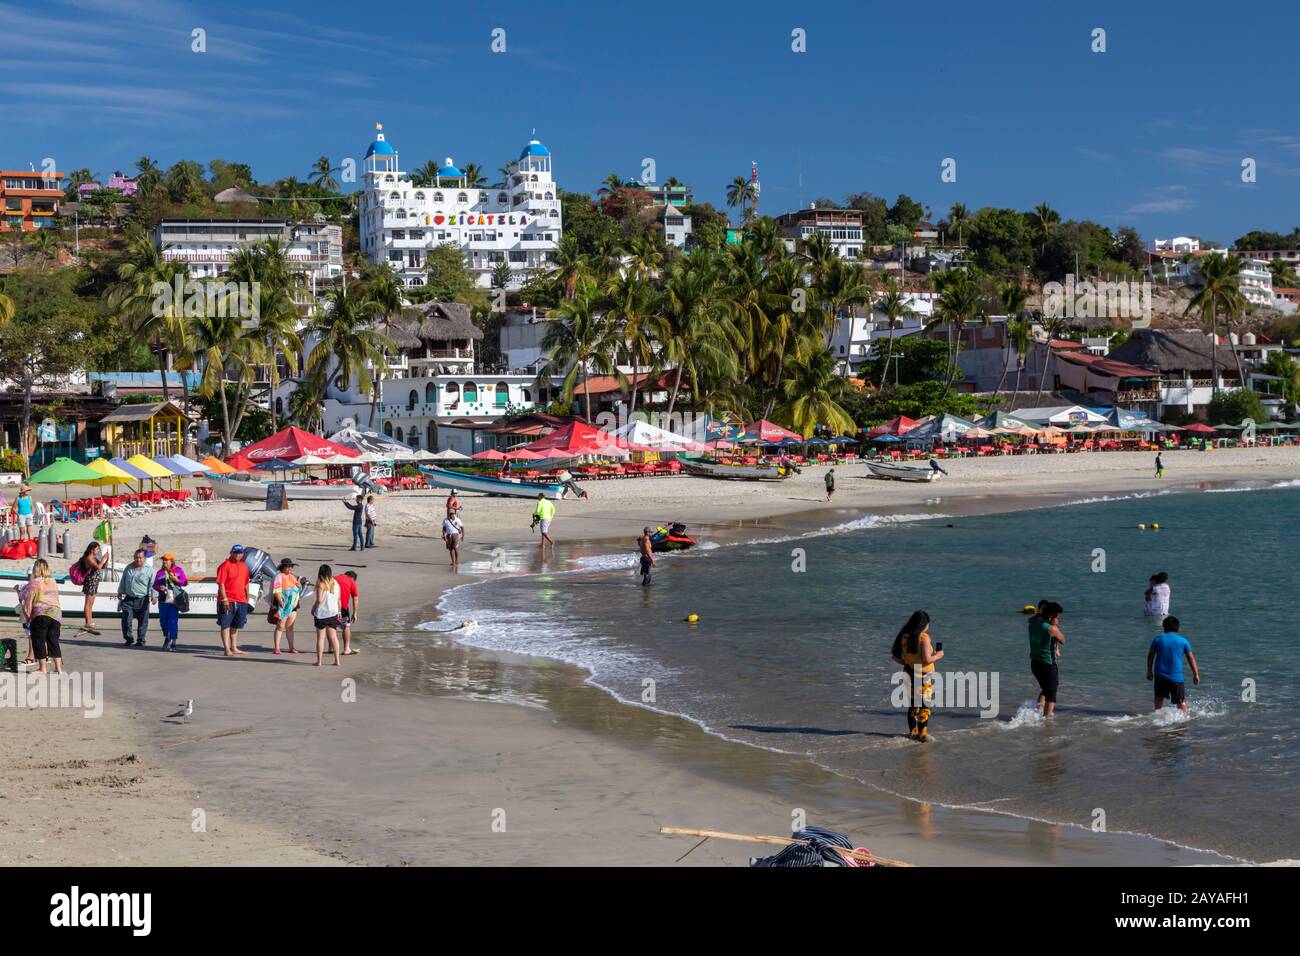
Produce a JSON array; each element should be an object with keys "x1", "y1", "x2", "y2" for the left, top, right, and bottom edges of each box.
[{"x1": 358, "y1": 125, "x2": 563, "y2": 290}]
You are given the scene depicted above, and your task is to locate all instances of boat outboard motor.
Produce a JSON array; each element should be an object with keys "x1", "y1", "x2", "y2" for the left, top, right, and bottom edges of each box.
[
  {"x1": 349, "y1": 465, "x2": 381, "y2": 495},
  {"x1": 930, "y1": 459, "x2": 949, "y2": 477},
  {"x1": 241, "y1": 546, "x2": 278, "y2": 603}
]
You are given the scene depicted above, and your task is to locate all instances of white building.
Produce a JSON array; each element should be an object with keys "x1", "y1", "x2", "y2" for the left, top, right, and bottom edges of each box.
[
  {"x1": 155, "y1": 218, "x2": 342, "y2": 283},
  {"x1": 358, "y1": 124, "x2": 563, "y2": 290},
  {"x1": 829, "y1": 291, "x2": 939, "y2": 374},
  {"x1": 1147, "y1": 236, "x2": 1200, "y2": 254},
  {"x1": 776, "y1": 207, "x2": 865, "y2": 260}
]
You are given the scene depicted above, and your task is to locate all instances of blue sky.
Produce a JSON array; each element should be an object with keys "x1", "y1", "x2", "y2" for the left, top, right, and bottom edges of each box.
[{"x1": 5, "y1": 0, "x2": 1298, "y2": 245}]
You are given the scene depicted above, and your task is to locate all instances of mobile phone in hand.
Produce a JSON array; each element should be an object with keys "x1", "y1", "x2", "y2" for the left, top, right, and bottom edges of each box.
[{"x1": 934, "y1": 642, "x2": 943, "y2": 652}]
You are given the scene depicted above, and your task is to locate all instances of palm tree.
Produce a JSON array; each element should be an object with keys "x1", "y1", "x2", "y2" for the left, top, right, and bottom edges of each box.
[
  {"x1": 359, "y1": 263, "x2": 406, "y2": 425},
  {"x1": 876, "y1": 278, "x2": 916, "y2": 387},
  {"x1": 26, "y1": 230, "x2": 62, "y2": 269},
  {"x1": 1185, "y1": 252, "x2": 1246, "y2": 395},
  {"x1": 303, "y1": 288, "x2": 392, "y2": 426},
  {"x1": 109, "y1": 230, "x2": 192, "y2": 404},
  {"x1": 309, "y1": 155, "x2": 340, "y2": 192},
  {"x1": 726, "y1": 175, "x2": 757, "y2": 223},
  {"x1": 603, "y1": 271, "x2": 661, "y2": 414},
  {"x1": 411, "y1": 160, "x2": 440, "y2": 187},
  {"x1": 0, "y1": 291, "x2": 13, "y2": 325},
  {"x1": 948, "y1": 202, "x2": 969, "y2": 245},
  {"x1": 134, "y1": 156, "x2": 162, "y2": 196},
  {"x1": 626, "y1": 232, "x2": 665, "y2": 282},
  {"x1": 927, "y1": 270, "x2": 986, "y2": 400},
  {"x1": 1030, "y1": 202, "x2": 1060, "y2": 257},
  {"x1": 540, "y1": 287, "x2": 617, "y2": 421},
  {"x1": 776, "y1": 338, "x2": 856, "y2": 436},
  {"x1": 547, "y1": 233, "x2": 590, "y2": 300},
  {"x1": 463, "y1": 163, "x2": 486, "y2": 189},
  {"x1": 1031, "y1": 313, "x2": 1068, "y2": 405},
  {"x1": 657, "y1": 258, "x2": 739, "y2": 418},
  {"x1": 990, "y1": 281, "x2": 1029, "y2": 404},
  {"x1": 1006, "y1": 318, "x2": 1033, "y2": 406}
]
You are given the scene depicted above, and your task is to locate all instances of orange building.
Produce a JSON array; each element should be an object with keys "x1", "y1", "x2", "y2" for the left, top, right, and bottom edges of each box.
[{"x1": 1, "y1": 168, "x2": 63, "y2": 232}]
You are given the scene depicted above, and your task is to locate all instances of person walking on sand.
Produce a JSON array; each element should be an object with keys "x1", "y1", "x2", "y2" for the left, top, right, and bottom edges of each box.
[
  {"x1": 637, "y1": 527, "x2": 656, "y2": 587},
  {"x1": 1154, "y1": 451, "x2": 1165, "y2": 479},
  {"x1": 153, "y1": 552, "x2": 188, "y2": 652},
  {"x1": 824, "y1": 467, "x2": 836, "y2": 501},
  {"x1": 116, "y1": 548, "x2": 153, "y2": 647},
  {"x1": 1144, "y1": 572, "x2": 1171, "y2": 618},
  {"x1": 442, "y1": 512, "x2": 463, "y2": 572},
  {"x1": 532, "y1": 493, "x2": 555, "y2": 553},
  {"x1": 890, "y1": 610, "x2": 942, "y2": 743},
  {"x1": 22, "y1": 559, "x2": 63, "y2": 675},
  {"x1": 343, "y1": 493, "x2": 365, "y2": 551},
  {"x1": 1028, "y1": 601, "x2": 1066, "y2": 716},
  {"x1": 215, "y1": 544, "x2": 251, "y2": 657},
  {"x1": 446, "y1": 490, "x2": 464, "y2": 539},
  {"x1": 311, "y1": 564, "x2": 342, "y2": 667},
  {"x1": 74, "y1": 541, "x2": 107, "y2": 635},
  {"x1": 1147, "y1": 616, "x2": 1200, "y2": 714},
  {"x1": 270, "y1": 558, "x2": 302, "y2": 655},
  {"x1": 363, "y1": 494, "x2": 378, "y2": 549},
  {"x1": 338, "y1": 570, "x2": 359, "y2": 655}
]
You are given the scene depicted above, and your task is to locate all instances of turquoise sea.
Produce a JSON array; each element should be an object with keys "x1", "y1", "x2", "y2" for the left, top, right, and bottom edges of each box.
[{"x1": 429, "y1": 482, "x2": 1300, "y2": 863}]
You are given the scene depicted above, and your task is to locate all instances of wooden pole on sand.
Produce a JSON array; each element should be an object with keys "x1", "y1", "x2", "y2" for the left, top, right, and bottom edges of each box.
[{"x1": 658, "y1": 827, "x2": 915, "y2": 867}]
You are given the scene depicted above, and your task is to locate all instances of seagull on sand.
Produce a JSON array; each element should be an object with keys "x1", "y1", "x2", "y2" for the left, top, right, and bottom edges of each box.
[{"x1": 164, "y1": 699, "x2": 194, "y2": 722}]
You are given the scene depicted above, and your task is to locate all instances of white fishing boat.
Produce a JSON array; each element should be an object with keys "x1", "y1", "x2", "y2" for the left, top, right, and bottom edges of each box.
[
  {"x1": 418, "y1": 465, "x2": 570, "y2": 499},
  {"x1": 208, "y1": 474, "x2": 366, "y2": 501},
  {"x1": 0, "y1": 566, "x2": 262, "y2": 619},
  {"x1": 681, "y1": 459, "x2": 793, "y2": 481},
  {"x1": 866, "y1": 461, "x2": 940, "y2": 482}
]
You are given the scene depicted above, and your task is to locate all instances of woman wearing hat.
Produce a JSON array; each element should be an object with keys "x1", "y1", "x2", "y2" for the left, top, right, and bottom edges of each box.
[
  {"x1": 270, "y1": 558, "x2": 302, "y2": 655},
  {"x1": 153, "y1": 553, "x2": 189, "y2": 651},
  {"x1": 15, "y1": 485, "x2": 35, "y2": 539}
]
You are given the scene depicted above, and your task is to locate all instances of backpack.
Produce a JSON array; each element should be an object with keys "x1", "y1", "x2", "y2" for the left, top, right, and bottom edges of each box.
[{"x1": 68, "y1": 560, "x2": 86, "y2": 586}]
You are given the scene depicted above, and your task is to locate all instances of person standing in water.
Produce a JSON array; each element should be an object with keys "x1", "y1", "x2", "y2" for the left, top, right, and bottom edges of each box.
[
  {"x1": 1144, "y1": 572, "x2": 1171, "y2": 618},
  {"x1": 1154, "y1": 452, "x2": 1165, "y2": 479},
  {"x1": 532, "y1": 493, "x2": 555, "y2": 553},
  {"x1": 890, "y1": 610, "x2": 942, "y2": 743},
  {"x1": 637, "y1": 527, "x2": 656, "y2": 587},
  {"x1": 442, "y1": 512, "x2": 463, "y2": 572},
  {"x1": 1147, "y1": 616, "x2": 1200, "y2": 713},
  {"x1": 1028, "y1": 601, "x2": 1066, "y2": 716},
  {"x1": 824, "y1": 467, "x2": 836, "y2": 501}
]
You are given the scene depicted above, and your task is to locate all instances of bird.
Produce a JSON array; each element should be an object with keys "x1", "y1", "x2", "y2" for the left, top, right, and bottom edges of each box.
[{"x1": 164, "y1": 699, "x2": 193, "y2": 722}]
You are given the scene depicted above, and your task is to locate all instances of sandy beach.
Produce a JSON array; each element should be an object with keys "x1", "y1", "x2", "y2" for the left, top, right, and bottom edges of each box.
[{"x1": 3, "y1": 445, "x2": 1297, "y2": 866}]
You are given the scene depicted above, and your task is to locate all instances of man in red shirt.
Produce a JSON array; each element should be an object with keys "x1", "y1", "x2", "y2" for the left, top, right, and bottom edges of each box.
[
  {"x1": 215, "y1": 544, "x2": 251, "y2": 657},
  {"x1": 338, "y1": 570, "x2": 359, "y2": 655}
]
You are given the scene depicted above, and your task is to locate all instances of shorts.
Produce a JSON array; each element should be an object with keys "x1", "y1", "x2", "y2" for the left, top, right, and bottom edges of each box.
[
  {"x1": 30, "y1": 616, "x2": 62, "y2": 660},
  {"x1": 445, "y1": 533, "x2": 461, "y2": 550},
  {"x1": 314, "y1": 616, "x2": 340, "y2": 629},
  {"x1": 538, "y1": 520, "x2": 551, "y2": 534},
  {"x1": 1154, "y1": 675, "x2": 1186, "y2": 705},
  {"x1": 639, "y1": 556, "x2": 653, "y2": 575},
  {"x1": 217, "y1": 602, "x2": 250, "y2": 630},
  {"x1": 339, "y1": 607, "x2": 352, "y2": 626},
  {"x1": 1030, "y1": 660, "x2": 1059, "y2": 702}
]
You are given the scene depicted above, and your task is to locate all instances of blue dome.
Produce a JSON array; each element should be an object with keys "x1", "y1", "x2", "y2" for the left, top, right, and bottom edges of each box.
[
  {"x1": 365, "y1": 137, "x2": 396, "y2": 158},
  {"x1": 519, "y1": 138, "x2": 549, "y2": 159},
  {"x1": 438, "y1": 163, "x2": 463, "y2": 179}
]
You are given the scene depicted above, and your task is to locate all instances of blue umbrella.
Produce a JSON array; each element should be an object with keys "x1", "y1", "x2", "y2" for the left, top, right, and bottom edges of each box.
[
  {"x1": 252, "y1": 457, "x2": 299, "y2": 472},
  {"x1": 871, "y1": 434, "x2": 903, "y2": 443},
  {"x1": 835, "y1": 435, "x2": 861, "y2": 444}
]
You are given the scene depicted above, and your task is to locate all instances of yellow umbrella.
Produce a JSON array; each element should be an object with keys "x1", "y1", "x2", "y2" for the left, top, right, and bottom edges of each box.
[
  {"x1": 86, "y1": 457, "x2": 136, "y2": 488},
  {"x1": 126, "y1": 454, "x2": 174, "y2": 479}
]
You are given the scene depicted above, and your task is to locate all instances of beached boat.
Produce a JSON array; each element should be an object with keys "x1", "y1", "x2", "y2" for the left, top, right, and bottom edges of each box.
[
  {"x1": 0, "y1": 566, "x2": 261, "y2": 619},
  {"x1": 866, "y1": 461, "x2": 939, "y2": 482},
  {"x1": 208, "y1": 474, "x2": 366, "y2": 501},
  {"x1": 681, "y1": 459, "x2": 793, "y2": 481},
  {"x1": 419, "y1": 464, "x2": 569, "y2": 499}
]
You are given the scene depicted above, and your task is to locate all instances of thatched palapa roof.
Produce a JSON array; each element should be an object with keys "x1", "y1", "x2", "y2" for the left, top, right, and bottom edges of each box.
[
  {"x1": 1105, "y1": 329, "x2": 1222, "y2": 373},
  {"x1": 389, "y1": 301, "x2": 482, "y2": 345}
]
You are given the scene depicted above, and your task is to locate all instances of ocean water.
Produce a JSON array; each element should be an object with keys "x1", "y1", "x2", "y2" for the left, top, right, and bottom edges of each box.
[{"x1": 431, "y1": 483, "x2": 1300, "y2": 863}]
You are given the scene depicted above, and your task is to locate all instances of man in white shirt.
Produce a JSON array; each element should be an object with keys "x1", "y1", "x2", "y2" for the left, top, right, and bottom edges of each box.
[{"x1": 441, "y1": 514, "x2": 463, "y2": 572}]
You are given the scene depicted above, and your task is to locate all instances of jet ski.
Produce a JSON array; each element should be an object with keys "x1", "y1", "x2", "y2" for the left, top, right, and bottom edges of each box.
[{"x1": 650, "y1": 522, "x2": 696, "y2": 552}]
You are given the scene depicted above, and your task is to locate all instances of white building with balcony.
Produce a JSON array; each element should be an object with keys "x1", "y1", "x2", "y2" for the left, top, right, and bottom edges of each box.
[
  {"x1": 828, "y1": 291, "x2": 939, "y2": 374},
  {"x1": 155, "y1": 218, "x2": 342, "y2": 284},
  {"x1": 358, "y1": 124, "x2": 563, "y2": 290}
]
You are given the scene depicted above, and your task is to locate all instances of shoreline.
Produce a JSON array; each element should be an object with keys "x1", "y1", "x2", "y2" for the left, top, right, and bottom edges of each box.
[{"x1": 3, "y1": 448, "x2": 1297, "y2": 865}]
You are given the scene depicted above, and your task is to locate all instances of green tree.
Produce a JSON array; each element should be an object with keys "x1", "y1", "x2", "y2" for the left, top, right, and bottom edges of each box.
[
  {"x1": 108, "y1": 228, "x2": 193, "y2": 404},
  {"x1": 1206, "y1": 388, "x2": 1268, "y2": 426},
  {"x1": 1184, "y1": 252, "x2": 1245, "y2": 395},
  {"x1": 540, "y1": 285, "x2": 618, "y2": 421},
  {"x1": 309, "y1": 155, "x2": 341, "y2": 192},
  {"x1": 422, "y1": 244, "x2": 477, "y2": 301},
  {"x1": 725, "y1": 175, "x2": 757, "y2": 224}
]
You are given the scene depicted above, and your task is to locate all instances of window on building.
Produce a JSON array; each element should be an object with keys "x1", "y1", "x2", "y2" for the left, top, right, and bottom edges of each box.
[
  {"x1": 425, "y1": 382, "x2": 436, "y2": 402},
  {"x1": 407, "y1": 389, "x2": 418, "y2": 410},
  {"x1": 415, "y1": 191, "x2": 425, "y2": 201},
  {"x1": 389, "y1": 191, "x2": 400, "y2": 200},
  {"x1": 383, "y1": 422, "x2": 393, "y2": 437},
  {"x1": 497, "y1": 193, "x2": 508, "y2": 204},
  {"x1": 445, "y1": 382, "x2": 460, "y2": 405},
  {"x1": 495, "y1": 382, "x2": 509, "y2": 407},
  {"x1": 457, "y1": 192, "x2": 468, "y2": 204},
  {"x1": 433, "y1": 192, "x2": 444, "y2": 202},
  {"x1": 463, "y1": 382, "x2": 478, "y2": 404}
]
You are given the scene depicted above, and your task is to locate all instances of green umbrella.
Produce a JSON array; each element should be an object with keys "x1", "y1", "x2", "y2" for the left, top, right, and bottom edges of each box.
[{"x1": 27, "y1": 456, "x2": 105, "y2": 504}]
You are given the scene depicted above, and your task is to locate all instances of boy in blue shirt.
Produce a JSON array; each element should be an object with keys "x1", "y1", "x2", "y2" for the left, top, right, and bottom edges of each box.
[{"x1": 1146, "y1": 616, "x2": 1200, "y2": 713}]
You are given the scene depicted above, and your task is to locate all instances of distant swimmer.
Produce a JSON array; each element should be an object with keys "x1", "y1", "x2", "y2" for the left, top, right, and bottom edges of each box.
[
  {"x1": 1144, "y1": 572, "x2": 1171, "y2": 618},
  {"x1": 890, "y1": 610, "x2": 942, "y2": 743},
  {"x1": 1028, "y1": 601, "x2": 1066, "y2": 716},
  {"x1": 1147, "y1": 615, "x2": 1200, "y2": 713},
  {"x1": 637, "y1": 527, "x2": 656, "y2": 587},
  {"x1": 824, "y1": 468, "x2": 836, "y2": 501}
]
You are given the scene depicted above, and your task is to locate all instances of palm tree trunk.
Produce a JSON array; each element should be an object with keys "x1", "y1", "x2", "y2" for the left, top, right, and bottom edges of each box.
[
  {"x1": 269, "y1": 354, "x2": 279, "y2": 433},
  {"x1": 882, "y1": 326, "x2": 896, "y2": 389},
  {"x1": 667, "y1": 365, "x2": 685, "y2": 420},
  {"x1": 990, "y1": 339, "x2": 1011, "y2": 407},
  {"x1": 218, "y1": 382, "x2": 233, "y2": 456},
  {"x1": 1211, "y1": 311, "x2": 1220, "y2": 396}
]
